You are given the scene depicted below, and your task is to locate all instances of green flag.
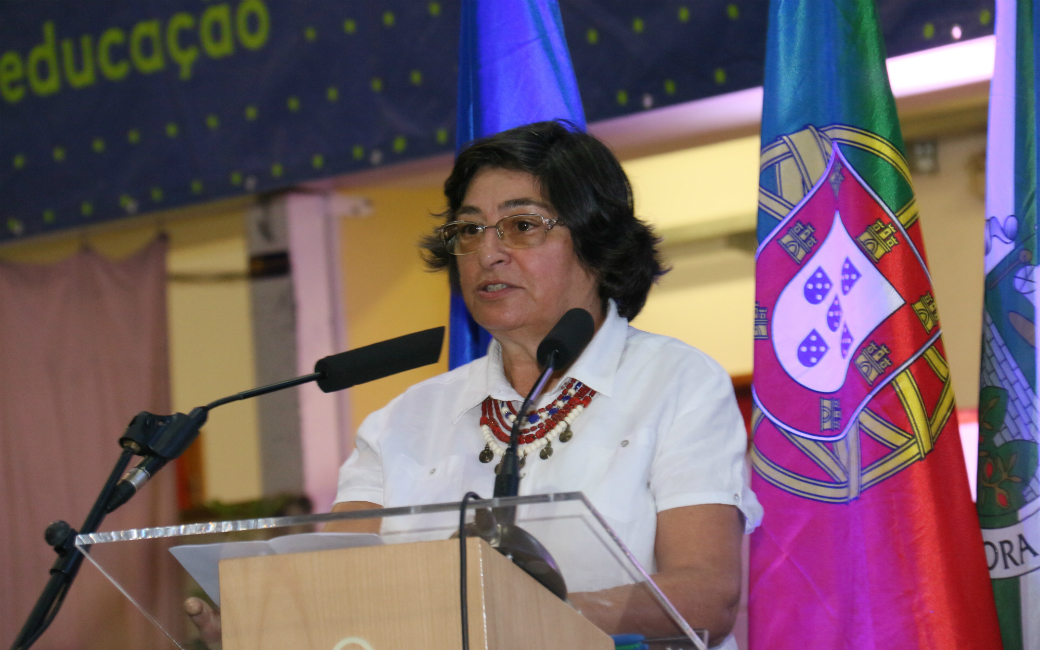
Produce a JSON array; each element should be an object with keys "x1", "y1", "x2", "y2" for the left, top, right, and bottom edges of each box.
[{"x1": 978, "y1": 1, "x2": 1040, "y2": 648}]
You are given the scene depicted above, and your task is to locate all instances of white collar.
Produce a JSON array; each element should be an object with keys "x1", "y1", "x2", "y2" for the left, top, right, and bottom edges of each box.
[{"x1": 449, "y1": 300, "x2": 628, "y2": 423}]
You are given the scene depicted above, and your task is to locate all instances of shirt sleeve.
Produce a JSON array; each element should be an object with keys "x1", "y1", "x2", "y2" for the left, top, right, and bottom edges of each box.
[
  {"x1": 334, "y1": 404, "x2": 389, "y2": 507},
  {"x1": 649, "y1": 347, "x2": 764, "y2": 533}
]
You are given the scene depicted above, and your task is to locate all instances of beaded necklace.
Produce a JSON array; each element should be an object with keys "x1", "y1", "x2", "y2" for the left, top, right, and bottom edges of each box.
[{"x1": 478, "y1": 378, "x2": 596, "y2": 471}]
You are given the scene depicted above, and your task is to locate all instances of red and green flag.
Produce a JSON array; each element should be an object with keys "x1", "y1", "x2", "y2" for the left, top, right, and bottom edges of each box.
[
  {"x1": 749, "y1": 0, "x2": 1003, "y2": 646},
  {"x1": 978, "y1": 1, "x2": 1040, "y2": 648}
]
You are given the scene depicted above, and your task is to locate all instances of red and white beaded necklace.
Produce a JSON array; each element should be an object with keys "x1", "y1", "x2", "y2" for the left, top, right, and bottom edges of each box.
[{"x1": 478, "y1": 378, "x2": 596, "y2": 469}]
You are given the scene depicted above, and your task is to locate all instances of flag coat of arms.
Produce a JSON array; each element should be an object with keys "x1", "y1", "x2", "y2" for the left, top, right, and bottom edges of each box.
[
  {"x1": 449, "y1": 0, "x2": 586, "y2": 369},
  {"x1": 978, "y1": 1, "x2": 1040, "y2": 648},
  {"x1": 749, "y1": 0, "x2": 1004, "y2": 647}
]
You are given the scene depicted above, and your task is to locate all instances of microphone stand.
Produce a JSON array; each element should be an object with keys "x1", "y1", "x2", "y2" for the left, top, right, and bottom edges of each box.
[
  {"x1": 9, "y1": 447, "x2": 134, "y2": 650},
  {"x1": 9, "y1": 372, "x2": 320, "y2": 650},
  {"x1": 469, "y1": 350, "x2": 568, "y2": 601},
  {"x1": 105, "y1": 373, "x2": 320, "y2": 512},
  {"x1": 493, "y1": 349, "x2": 558, "y2": 514}
]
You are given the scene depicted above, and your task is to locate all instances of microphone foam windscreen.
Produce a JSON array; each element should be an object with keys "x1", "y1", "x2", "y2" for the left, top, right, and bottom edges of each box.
[
  {"x1": 314, "y1": 326, "x2": 445, "y2": 393},
  {"x1": 536, "y1": 309, "x2": 595, "y2": 368}
]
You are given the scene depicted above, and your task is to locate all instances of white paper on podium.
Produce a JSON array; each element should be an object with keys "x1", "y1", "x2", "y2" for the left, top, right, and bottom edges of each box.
[{"x1": 170, "y1": 532, "x2": 383, "y2": 605}]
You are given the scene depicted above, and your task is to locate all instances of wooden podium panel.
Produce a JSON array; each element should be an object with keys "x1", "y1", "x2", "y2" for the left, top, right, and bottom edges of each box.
[{"x1": 219, "y1": 537, "x2": 613, "y2": 650}]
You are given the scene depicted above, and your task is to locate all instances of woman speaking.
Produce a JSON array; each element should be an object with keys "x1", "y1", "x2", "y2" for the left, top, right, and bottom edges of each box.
[{"x1": 189, "y1": 121, "x2": 761, "y2": 649}]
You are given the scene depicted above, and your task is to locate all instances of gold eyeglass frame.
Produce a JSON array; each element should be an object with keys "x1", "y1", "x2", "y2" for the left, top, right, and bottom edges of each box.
[{"x1": 439, "y1": 213, "x2": 559, "y2": 256}]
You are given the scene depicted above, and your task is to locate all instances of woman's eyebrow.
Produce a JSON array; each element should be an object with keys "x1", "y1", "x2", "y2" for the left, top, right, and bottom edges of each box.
[
  {"x1": 499, "y1": 197, "x2": 551, "y2": 211},
  {"x1": 455, "y1": 197, "x2": 550, "y2": 218}
]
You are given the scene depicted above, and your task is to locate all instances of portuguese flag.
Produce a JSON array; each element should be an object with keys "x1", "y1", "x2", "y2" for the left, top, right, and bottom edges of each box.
[
  {"x1": 749, "y1": 0, "x2": 1003, "y2": 647},
  {"x1": 978, "y1": 1, "x2": 1040, "y2": 648},
  {"x1": 448, "y1": 0, "x2": 586, "y2": 369}
]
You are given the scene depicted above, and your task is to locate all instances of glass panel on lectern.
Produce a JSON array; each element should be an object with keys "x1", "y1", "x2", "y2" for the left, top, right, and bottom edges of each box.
[{"x1": 77, "y1": 492, "x2": 709, "y2": 650}]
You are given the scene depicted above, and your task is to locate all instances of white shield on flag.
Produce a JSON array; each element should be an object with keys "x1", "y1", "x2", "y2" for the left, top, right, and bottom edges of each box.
[{"x1": 772, "y1": 212, "x2": 905, "y2": 393}]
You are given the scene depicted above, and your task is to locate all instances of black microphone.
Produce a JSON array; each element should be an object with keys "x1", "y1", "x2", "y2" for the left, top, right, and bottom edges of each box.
[
  {"x1": 315, "y1": 327, "x2": 445, "y2": 392},
  {"x1": 494, "y1": 309, "x2": 595, "y2": 501},
  {"x1": 536, "y1": 308, "x2": 595, "y2": 369},
  {"x1": 106, "y1": 327, "x2": 445, "y2": 513}
]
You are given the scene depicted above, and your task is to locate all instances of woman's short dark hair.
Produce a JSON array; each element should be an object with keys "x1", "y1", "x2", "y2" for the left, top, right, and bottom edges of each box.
[{"x1": 420, "y1": 120, "x2": 665, "y2": 320}]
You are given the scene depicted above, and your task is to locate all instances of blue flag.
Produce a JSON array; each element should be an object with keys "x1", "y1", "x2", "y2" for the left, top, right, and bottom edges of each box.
[{"x1": 449, "y1": 0, "x2": 586, "y2": 369}]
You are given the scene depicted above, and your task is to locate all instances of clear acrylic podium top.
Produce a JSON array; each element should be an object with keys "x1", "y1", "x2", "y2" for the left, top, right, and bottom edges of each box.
[{"x1": 76, "y1": 492, "x2": 708, "y2": 649}]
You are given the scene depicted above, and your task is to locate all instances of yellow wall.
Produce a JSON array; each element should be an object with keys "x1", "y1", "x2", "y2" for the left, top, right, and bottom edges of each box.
[
  {"x1": 0, "y1": 205, "x2": 263, "y2": 503},
  {"x1": 910, "y1": 132, "x2": 986, "y2": 409},
  {"x1": 338, "y1": 187, "x2": 452, "y2": 434},
  {"x1": 165, "y1": 212, "x2": 261, "y2": 502},
  {"x1": 625, "y1": 136, "x2": 761, "y2": 230},
  {"x1": 624, "y1": 136, "x2": 760, "y2": 375}
]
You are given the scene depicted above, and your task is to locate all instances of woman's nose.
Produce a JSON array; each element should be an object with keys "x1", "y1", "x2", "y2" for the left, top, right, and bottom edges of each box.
[{"x1": 476, "y1": 226, "x2": 509, "y2": 266}]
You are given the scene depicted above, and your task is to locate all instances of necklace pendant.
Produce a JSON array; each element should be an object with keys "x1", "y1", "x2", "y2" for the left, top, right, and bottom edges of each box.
[
  {"x1": 478, "y1": 444, "x2": 494, "y2": 464},
  {"x1": 480, "y1": 381, "x2": 593, "y2": 464}
]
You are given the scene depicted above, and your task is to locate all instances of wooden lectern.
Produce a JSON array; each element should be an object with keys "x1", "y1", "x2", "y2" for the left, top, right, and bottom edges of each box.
[{"x1": 219, "y1": 537, "x2": 614, "y2": 650}]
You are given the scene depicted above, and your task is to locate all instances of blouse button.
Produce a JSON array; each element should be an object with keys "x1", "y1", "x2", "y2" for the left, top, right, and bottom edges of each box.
[
  {"x1": 429, "y1": 468, "x2": 436, "y2": 475},
  {"x1": 733, "y1": 494, "x2": 740, "y2": 502},
  {"x1": 620, "y1": 440, "x2": 629, "y2": 447}
]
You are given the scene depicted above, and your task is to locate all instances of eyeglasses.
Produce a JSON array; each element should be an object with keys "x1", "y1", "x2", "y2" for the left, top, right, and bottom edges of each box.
[{"x1": 439, "y1": 213, "x2": 559, "y2": 256}]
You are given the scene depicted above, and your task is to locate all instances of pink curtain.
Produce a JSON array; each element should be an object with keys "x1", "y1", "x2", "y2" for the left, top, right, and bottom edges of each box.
[{"x1": 0, "y1": 240, "x2": 178, "y2": 650}]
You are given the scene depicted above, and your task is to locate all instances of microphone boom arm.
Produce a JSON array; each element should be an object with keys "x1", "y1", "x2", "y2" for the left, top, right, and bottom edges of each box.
[{"x1": 106, "y1": 371, "x2": 325, "y2": 513}]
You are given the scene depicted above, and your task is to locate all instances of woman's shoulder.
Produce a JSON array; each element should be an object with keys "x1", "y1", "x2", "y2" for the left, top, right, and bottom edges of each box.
[
  {"x1": 377, "y1": 354, "x2": 488, "y2": 412},
  {"x1": 355, "y1": 356, "x2": 487, "y2": 442},
  {"x1": 622, "y1": 325, "x2": 729, "y2": 377}
]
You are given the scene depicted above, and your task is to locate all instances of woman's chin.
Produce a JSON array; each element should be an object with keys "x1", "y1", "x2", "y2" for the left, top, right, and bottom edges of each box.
[
  {"x1": 471, "y1": 310, "x2": 533, "y2": 340},
  {"x1": 467, "y1": 293, "x2": 521, "y2": 323}
]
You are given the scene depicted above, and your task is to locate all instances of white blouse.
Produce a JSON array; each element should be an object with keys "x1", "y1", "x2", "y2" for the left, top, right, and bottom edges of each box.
[{"x1": 336, "y1": 302, "x2": 762, "y2": 648}]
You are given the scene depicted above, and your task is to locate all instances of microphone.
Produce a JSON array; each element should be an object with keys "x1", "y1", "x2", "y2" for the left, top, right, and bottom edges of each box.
[
  {"x1": 479, "y1": 310, "x2": 593, "y2": 600},
  {"x1": 494, "y1": 309, "x2": 595, "y2": 501},
  {"x1": 315, "y1": 327, "x2": 444, "y2": 392},
  {"x1": 106, "y1": 327, "x2": 445, "y2": 513},
  {"x1": 536, "y1": 308, "x2": 595, "y2": 369}
]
